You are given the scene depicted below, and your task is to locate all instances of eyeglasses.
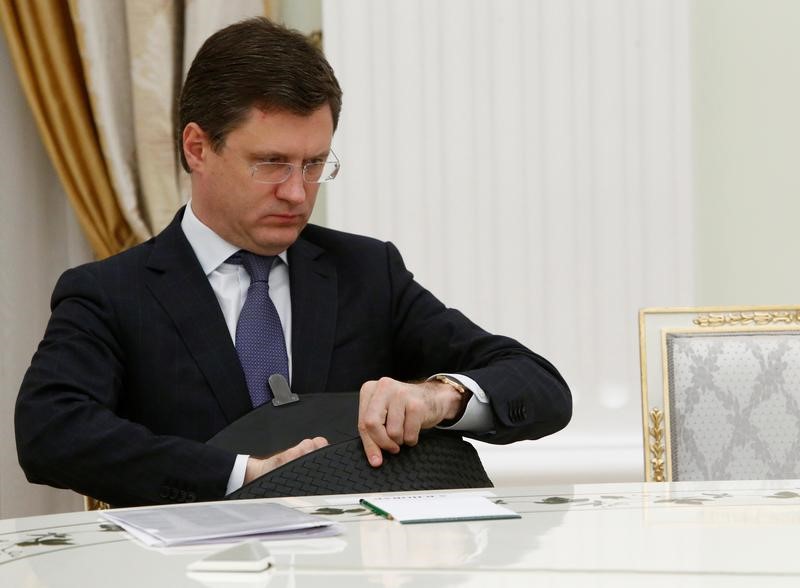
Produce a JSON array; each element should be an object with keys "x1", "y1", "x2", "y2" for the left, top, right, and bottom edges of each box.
[{"x1": 248, "y1": 150, "x2": 340, "y2": 184}]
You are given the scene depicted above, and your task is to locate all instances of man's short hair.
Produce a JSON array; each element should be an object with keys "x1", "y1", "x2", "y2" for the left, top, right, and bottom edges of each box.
[{"x1": 177, "y1": 17, "x2": 343, "y2": 172}]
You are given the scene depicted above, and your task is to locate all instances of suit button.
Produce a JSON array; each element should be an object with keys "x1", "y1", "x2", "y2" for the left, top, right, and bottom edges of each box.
[
  {"x1": 186, "y1": 492, "x2": 197, "y2": 502},
  {"x1": 159, "y1": 486, "x2": 170, "y2": 499},
  {"x1": 508, "y1": 402, "x2": 527, "y2": 423},
  {"x1": 169, "y1": 488, "x2": 179, "y2": 500}
]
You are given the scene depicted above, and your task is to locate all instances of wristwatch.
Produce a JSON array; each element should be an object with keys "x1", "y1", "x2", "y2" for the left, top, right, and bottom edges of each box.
[
  {"x1": 430, "y1": 374, "x2": 467, "y2": 395},
  {"x1": 430, "y1": 375, "x2": 471, "y2": 426}
]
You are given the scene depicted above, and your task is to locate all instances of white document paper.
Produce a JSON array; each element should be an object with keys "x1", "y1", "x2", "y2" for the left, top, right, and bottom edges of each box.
[
  {"x1": 359, "y1": 493, "x2": 521, "y2": 524},
  {"x1": 101, "y1": 502, "x2": 339, "y2": 547}
]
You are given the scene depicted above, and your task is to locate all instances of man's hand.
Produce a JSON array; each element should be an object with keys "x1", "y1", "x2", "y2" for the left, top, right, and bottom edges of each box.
[
  {"x1": 358, "y1": 377, "x2": 466, "y2": 467},
  {"x1": 244, "y1": 437, "x2": 329, "y2": 484}
]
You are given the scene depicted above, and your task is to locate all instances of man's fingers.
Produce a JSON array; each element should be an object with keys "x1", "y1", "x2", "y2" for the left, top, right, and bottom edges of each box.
[
  {"x1": 358, "y1": 378, "x2": 401, "y2": 456},
  {"x1": 245, "y1": 436, "x2": 323, "y2": 484},
  {"x1": 359, "y1": 429, "x2": 383, "y2": 468},
  {"x1": 403, "y1": 410, "x2": 423, "y2": 446},
  {"x1": 358, "y1": 404, "x2": 399, "y2": 464},
  {"x1": 309, "y1": 436, "x2": 329, "y2": 450},
  {"x1": 385, "y1": 400, "x2": 406, "y2": 447},
  {"x1": 294, "y1": 436, "x2": 329, "y2": 453},
  {"x1": 357, "y1": 380, "x2": 380, "y2": 466},
  {"x1": 263, "y1": 437, "x2": 329, "y2": 472},
  {"x1": 357, "y1": 380, "x2": 375, "y2": 424},
  {"x1": 357, "y1": 376, "x2": 450, "y2": 466}
]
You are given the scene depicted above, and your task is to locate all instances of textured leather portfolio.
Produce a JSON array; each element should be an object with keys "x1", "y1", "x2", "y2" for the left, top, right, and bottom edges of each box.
[{"x1": 207, "y1": 389, "x2": 493, "y2": 499}]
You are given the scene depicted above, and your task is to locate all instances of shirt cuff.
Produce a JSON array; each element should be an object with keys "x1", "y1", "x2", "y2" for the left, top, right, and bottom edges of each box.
[
  {"x1": 226, "y1": 454, "x2": 250, "y2": 495},
  {"x1": 431, "y1": 373, "x2": 493, "y2": 433}
]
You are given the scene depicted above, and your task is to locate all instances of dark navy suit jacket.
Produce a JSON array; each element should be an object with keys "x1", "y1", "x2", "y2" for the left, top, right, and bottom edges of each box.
[{"x1": 16, "y1": 209, "x2": 571, "y2": 506}]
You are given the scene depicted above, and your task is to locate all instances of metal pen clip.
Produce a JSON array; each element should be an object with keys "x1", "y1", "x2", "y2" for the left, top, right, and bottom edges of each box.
[{"x1": 269, "y1": 374, "x2": 299, "y2": 407}]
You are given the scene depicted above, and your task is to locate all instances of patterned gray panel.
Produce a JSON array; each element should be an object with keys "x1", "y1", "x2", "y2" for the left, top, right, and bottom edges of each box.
[{"x1": 666, "y1": 332, "x2": 800, "y2": 481}]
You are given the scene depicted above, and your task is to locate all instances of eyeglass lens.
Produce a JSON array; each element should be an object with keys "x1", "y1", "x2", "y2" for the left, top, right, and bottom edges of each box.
[{"x1": 251, "y1": 161, "x2": 339, "y2": 184}]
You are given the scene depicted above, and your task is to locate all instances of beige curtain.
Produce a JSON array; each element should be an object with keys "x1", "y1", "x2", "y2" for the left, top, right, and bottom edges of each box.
[
  {"x1": 0, "y1": 0, "x2": 272, "y2": 254},
  {"x1": 67, "y1": 0, "x2": 181, "y2": 239},
  {"x1": 0, "y1": 0, "x2": 139, "y2": 259},
  {"x1": 70, "y1": 0, "x2": 271, "y2": 238}
]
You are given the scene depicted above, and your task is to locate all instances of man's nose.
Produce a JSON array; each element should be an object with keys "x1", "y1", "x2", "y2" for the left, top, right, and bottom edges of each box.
[{"x1": 275, "y1": 167, "x2": 307, "y2": 203}]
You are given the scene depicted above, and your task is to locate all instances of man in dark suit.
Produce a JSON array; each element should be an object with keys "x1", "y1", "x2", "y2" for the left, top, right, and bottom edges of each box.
[{"x1": 15, "y1": 18, "x2": 571, "y2": 507}]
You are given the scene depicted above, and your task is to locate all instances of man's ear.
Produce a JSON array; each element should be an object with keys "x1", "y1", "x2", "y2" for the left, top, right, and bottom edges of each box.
[{"x1": 182, "y1": 122, "x2": 209, "y2": 172}]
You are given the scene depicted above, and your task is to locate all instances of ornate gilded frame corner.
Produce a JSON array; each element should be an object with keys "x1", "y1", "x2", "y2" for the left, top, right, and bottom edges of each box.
[
  {"x1": 648, "y1": 408, "x2": 665, "y2": 482},
  {"x1": 84, "y1": 496, "x2": 110, "y2": 511}
]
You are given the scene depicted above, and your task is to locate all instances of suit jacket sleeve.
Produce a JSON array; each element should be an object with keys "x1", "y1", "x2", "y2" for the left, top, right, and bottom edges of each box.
[
  {"x1": 15, "y1": 265, "x2": 235, "y2": 507},
  {"x1": 384, "y1": 241, "x2": 572, "y2": 444}
]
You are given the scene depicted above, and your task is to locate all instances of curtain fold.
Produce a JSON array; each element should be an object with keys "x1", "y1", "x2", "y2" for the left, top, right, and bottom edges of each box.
[
  {"x1": 1, "y1": 0, "x2": 280, "y2": 256},
  {"x1": 0, "y1": 0, "x2": 138, "y2": 259},
  {"x1": 70, "y1": 0, "x2": 270, "y2": 237},
  {"x1": 125, "y1": 0, "x2": 185, "y2": 234},
  {"x1": 67, "y1": 0, "x2": 152, "y2": 241}
]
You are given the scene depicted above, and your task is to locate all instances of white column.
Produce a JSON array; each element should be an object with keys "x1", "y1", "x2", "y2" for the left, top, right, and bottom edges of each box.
[{"x1": 322, "y1": 0, "x2": 692, "y2": 484}]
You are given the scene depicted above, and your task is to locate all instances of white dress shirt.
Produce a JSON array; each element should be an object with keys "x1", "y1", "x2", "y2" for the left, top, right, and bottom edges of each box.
[{"x1": 180, "y1": 202, "x2": 491, "y2": 495}]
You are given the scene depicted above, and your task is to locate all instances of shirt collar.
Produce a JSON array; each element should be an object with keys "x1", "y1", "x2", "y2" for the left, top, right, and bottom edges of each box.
[{"x1": 181, "y1": 201, "x2": 289, "y2": 275}]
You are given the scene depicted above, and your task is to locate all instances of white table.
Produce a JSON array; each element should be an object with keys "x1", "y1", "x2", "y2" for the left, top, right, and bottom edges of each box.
[{"x1": 2, "y1": 479, "x2": 800, "y2": 587}]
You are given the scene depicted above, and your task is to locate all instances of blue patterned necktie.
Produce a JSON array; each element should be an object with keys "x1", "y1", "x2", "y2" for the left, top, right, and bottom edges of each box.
[{"x1": 229, "y1": 251, "x2": 290, "y2": 407}]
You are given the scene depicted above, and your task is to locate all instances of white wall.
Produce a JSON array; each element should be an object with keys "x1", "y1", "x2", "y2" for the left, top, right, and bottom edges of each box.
[
  {"x1": 0, "y1": 36, "x2": 92, "y2": 517},
  {"x1": 693, "y1": 0, "x2": 800, "y2": 305},
  {"x1": 322, "y1": 0, "x2": 693, "y2": 486}
]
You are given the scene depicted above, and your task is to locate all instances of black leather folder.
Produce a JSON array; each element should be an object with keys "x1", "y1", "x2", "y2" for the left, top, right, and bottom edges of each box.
[
  {"x1": 207, "y1": 392, "x2": 361, "y2": 456},
  {"x1": 207, "y1": 386, "x2": 493, "y2": 500}
]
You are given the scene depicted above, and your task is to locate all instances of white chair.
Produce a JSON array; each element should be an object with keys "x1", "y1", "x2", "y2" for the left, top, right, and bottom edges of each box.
[{"x1": 639, "y1": 306, "x2": 800, "y2": 482}]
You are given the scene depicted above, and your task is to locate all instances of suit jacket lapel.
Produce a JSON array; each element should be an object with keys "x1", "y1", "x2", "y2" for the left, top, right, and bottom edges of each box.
[
  {"x1": 144, "y1": 211, "x2": 252, "y2": 423},
  {"x1": 288, "y1": 236, "x2": 337, "y2": 395}
]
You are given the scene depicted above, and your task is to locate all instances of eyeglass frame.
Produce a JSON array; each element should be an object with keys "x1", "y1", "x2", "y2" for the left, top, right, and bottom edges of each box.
[{"x1": 246, "y1": 149, "x2": 341, "y2": 185}]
